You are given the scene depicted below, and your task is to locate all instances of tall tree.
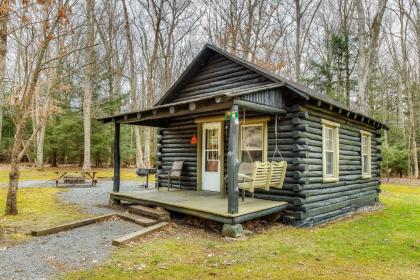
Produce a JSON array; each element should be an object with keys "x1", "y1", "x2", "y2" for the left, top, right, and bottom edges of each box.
[
  {"x1": 82, "y1": 0, "x2": 95, "y2": 172},
  {"x1": 291, "y1": 0, "x2": 322, "y2": 81},
  {"x1": 6, "y1": 1, "x2": 68, "y2": 215},
  {"x1": 0, "y1": 0, "x2": 9, "y2": 148},
  {"x1": 355, "y1": 0, "x2": 388, "y2": 113},
  {"x1": 122, "y1": 0, "x2": 144, "y2": 168}
]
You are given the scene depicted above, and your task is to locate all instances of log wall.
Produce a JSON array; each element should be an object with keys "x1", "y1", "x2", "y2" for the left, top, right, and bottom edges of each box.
[
  {"x1": 278, "y1": 104, "x2": 382, "y2": 226},
  {"x1": 155, "y1": 102, "x2": 383, "y2": 227}
]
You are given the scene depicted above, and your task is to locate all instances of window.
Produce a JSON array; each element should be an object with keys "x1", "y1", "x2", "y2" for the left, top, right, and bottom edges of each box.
[
  {"x1": 361, "y1": 130, "x2": 372, "y2": 178},
  {"x1": 240, "y1": 123, "x2": 265, "y2": 163},
  {"x1": 322, "y1": 119, "x2": 340, "y2": 182}
]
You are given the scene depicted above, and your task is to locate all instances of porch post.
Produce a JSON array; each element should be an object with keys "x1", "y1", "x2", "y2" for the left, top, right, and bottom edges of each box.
[
  {"x1": 113, "y1": 122, "x2": 120, "y2": 193},
  {"x1": 227, "y1": 104, "x2": 239, "y2": 214}
]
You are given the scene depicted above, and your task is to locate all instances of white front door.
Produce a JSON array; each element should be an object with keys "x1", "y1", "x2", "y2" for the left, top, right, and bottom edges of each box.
[{"x1": 202, "y1": 122, "x2": 221, "y2": 192}]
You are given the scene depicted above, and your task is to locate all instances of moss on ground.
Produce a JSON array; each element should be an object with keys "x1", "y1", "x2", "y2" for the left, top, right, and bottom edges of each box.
[
  {"x1": 64, "y1": 183, "x2": 420, "y2": 280},
  {"x1": 0, "y1": 187, "x2": 88, "y2": 247}
]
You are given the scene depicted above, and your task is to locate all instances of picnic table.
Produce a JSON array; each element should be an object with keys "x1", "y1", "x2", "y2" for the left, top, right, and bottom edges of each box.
[{"x1": 55, "y1": 171, "x2": 98, "y2": 187}]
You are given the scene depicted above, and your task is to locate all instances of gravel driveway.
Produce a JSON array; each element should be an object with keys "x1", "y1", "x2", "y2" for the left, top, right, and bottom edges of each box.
[{"x1": 0, "y1": 180, "x2": 151, "y2": 280}]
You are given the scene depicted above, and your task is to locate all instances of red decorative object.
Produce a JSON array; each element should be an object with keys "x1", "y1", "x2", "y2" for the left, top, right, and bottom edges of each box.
[{"x1": 190, "y1": 134, "x2": 198, "y2": 144}]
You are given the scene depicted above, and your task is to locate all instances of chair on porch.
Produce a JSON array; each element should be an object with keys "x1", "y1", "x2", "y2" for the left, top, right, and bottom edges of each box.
[
  {"x1": 267, "y1": 161, "x2": 287, "y2": 189},
  {"x1": 164, "y1": 161, "x2": 184, "y2": 191},
  {"x1": 237, "y1": 161, "x2": 270, "y2": 201}
]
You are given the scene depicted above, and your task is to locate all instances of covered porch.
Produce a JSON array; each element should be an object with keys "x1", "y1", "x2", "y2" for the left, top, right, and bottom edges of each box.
[
  {"x1": 110, "y1": 188, "x2": 287, "y2": 224},
  {"x1": 98, "y1": 83, "x2": 296, "y2": 227}
]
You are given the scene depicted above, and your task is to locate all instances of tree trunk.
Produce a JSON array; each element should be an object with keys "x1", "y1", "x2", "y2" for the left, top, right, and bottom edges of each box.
[
  {"x1": 122, "y1": 0, "x2": 144, "y2": 168},
  {"x1": 0, "y1": 0, "x2": 9, "y2": 148},
  {"x1": 36, "y1": 121, "x2": 47, "y2": 170},
  {"x1": 294, "y1": 0, "x2": 302, "y2": 81},
  {"x1": 355, "y1": 0, "x2": 388, "y2": 113},
  {"x1": 82, "y1": 0, "x2": 95, "y2": 172}
]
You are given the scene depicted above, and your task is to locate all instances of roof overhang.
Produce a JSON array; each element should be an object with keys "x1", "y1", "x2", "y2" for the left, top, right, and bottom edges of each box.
[{"x1": 96, "y1": 83, "x2": 285, "y2": 126}]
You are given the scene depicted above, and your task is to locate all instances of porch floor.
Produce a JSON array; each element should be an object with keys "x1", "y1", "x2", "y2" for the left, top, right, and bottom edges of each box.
[{"x1": 110, "y1": 189, "x2": 288, "y2": 224}]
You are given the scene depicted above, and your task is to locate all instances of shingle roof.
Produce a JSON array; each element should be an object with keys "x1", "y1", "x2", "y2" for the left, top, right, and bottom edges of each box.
[{"x1": 156, "y1": 43, "x2": 387, "y2": 129}]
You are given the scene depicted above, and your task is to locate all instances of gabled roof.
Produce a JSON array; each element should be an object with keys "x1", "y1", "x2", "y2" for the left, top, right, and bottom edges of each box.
[{"x1": 155, "y1": 44, "x2": 387, "y2": 130}]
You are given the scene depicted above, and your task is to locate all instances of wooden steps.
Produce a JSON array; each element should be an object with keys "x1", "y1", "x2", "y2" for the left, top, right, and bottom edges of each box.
[
  {"x1": 112, "y1": 205, "x2": 171, "y2": 246},
  {"x1": 118, "y1": 212, "x2": 159, "y2": 227},
  {"x1": 112, "y1": 222, "x2": 169, "y2": 246},
  {"x1": 128, "y1": 205, "x2": 170, "y2": 222}
]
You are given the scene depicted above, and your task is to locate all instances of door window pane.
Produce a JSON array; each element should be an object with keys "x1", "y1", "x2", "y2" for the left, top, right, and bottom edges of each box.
[{"x1": 204, "y1": 127, "x2": 219, "y2": 172}]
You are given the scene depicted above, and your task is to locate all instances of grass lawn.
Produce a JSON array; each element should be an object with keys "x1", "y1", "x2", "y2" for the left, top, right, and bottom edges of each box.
[
  {"x1": 64, "y1": 183, "x2": 420, "y2": 280},
  {"x1": 0, "y1": 187, "x2": 89, "y2": 247}
]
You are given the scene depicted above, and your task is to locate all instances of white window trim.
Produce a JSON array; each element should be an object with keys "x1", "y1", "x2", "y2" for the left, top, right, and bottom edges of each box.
[
  {"x1": 322, "y1": 119, "x2": 340, "y2": 182},
  {"x1": 360, "y1": 130, "x2": 372, "y2": 179}
]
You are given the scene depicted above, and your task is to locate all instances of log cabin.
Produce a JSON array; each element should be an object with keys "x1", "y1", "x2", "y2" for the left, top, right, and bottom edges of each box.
[{"x1": 98, "y1": 44, "x2": 387, "y2": 236}]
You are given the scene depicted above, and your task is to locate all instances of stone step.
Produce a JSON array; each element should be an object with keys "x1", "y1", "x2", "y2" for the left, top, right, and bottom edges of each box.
[
  {"x1": 112, "y1": 222, "x2": 169, "y2": 246},
  {"x1": 118, "y1": 212, "x2": 158, "y2": 227},
  {"x1": 128, "y1": 205, "x2": 170, "y2": 221}
]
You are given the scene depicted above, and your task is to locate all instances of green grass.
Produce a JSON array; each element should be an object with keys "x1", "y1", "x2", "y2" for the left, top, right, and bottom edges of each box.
[
  {"x1": 64, "y1": 183, "x2": 420, "y2": 280},
  {"x1": 0, "y1": 187, "x2": 89, "y2": 247}
]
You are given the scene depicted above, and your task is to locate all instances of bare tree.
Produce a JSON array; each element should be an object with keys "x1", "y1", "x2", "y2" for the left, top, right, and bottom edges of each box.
[
  {"x1": 122, "y1": 0, "x2": 144, "y2": 168},
  {"x1": 0, "y1": 0, "x2": 9, "y2": 148},
  {"x1": 6, "y1": 1, "x2": 69, "y2": 215},
  {"x1": 82, "y1": 0, "x2": 95, "y2": 172},
  {"x1": 355, "y1": 0, "x2": 388, "y2": 113},
  {"x1": 291, "y1": 0, "x2": 322, "y2": 81}
]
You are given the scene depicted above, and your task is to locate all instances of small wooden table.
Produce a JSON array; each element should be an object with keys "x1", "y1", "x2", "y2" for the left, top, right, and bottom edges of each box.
[{"x1": 55, "y1": 171, "x2": 98, "y2": 187}]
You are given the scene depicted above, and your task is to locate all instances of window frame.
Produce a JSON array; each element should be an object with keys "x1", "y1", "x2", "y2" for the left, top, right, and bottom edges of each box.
[
  {"x1": 238, "y1": 118, "x2": 268, "y2": 163},
  {"x1": 322, "y1": 119, "x2": 340, "y2": 182},
  {"x1": 360, "y1": 130, "x2": 372, "y2": 179}
]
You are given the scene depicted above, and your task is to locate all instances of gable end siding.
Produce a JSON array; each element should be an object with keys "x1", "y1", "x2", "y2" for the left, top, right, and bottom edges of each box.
[{"x1": 165, "y1": 54, "x2": 274, "y2": 104}]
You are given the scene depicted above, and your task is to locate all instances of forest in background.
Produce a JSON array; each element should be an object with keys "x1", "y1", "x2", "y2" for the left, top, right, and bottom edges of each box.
[{"x1": 0, "y1": 0, "x2": 418, "y2": 179}]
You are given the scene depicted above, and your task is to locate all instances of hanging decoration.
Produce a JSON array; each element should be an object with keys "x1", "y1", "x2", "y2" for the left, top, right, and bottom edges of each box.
[{"x1": 190, "y1": 134, "x2": 198, "y2": 144}]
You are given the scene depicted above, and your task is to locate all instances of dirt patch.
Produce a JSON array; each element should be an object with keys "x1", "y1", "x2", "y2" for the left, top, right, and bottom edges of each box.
[{"x1": 381, "y1": 177, "x2": 420, "y2": 186}]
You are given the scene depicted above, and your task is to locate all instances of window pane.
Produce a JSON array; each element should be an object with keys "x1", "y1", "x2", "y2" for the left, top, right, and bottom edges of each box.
[
  {"x1": 242, "y1": 125, "x2": 263, "y2": 149},
  {"x1": 325, "y1": 128, "x2": 333, "y2": 151},
  {"x1": 206, "y1": 129, "x2": 218, "y2": 150},
  {"x1": 205, "y1": 159, "x2": 219, "y2": 172},
  {"x1": 362, "y1": 135, "x2": 367, "y2": 154},
  {"x1": 326, "y1": 151, "x2": 334, "y2": 175},
  {"x1": 241, "y1": 150, "x2": 262, "y2": 163},
  {"x1": 363, "y1": 155, "x2": 369, "y2": 174}
]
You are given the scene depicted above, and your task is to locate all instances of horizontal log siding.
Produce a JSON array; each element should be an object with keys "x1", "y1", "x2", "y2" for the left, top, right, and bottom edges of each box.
[
  {"x1": 282, "y1": 105, "x2": 382, "y2": 226},
  {"x1": 252, "y1": 111, "x2": 307, "y2": 203},
  {"x1": 168, "y1": 54, "x2": 273, "y2": 103},
  {"x1": 156, "y1": 118, "x2": 198, "y2": 190}
]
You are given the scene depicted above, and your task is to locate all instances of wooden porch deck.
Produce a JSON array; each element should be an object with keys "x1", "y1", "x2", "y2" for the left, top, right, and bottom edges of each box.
[{"x1": 110, "y1": 189, "x2": 288, "y2": 224}]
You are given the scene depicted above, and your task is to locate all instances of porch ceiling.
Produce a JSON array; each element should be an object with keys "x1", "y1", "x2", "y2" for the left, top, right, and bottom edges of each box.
[{"x1": 96, "y1": 83, "x2": 285, "y2": 127}]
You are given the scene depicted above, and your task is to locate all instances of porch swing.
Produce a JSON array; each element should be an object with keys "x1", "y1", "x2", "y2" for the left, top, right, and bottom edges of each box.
[{"x1": 237, "y1": 108, "x2": 288, "y2": 201}]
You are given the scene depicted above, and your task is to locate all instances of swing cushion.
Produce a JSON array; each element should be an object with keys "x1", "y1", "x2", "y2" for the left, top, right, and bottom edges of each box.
[
  {"x1": 238, "y1": 162, "x2": 270, "y2": 193},
  {"x1": 267, "y1": 161, "x2": 287, "y2": 189}
]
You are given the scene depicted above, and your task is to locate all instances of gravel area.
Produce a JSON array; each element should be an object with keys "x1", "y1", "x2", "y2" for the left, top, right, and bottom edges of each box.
[
  {"x1": 0, "y1": 180, "x2": 153, "y2": 279},
  {"x1": 0, "y1": 220, "x2": 141, "y2": 280},
  {"x1": 57, "y1": 181, "x2": 150, "y2": 215}
]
